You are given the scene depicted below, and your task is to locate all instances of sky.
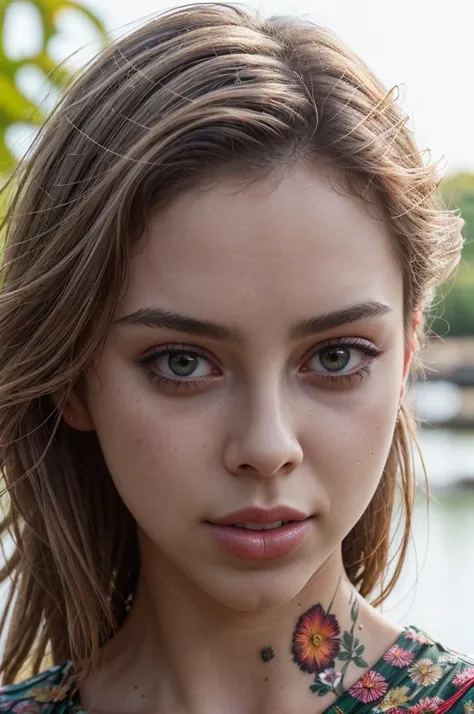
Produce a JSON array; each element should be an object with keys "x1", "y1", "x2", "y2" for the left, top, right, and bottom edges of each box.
[{"x1": 5, "y1": 0, "x2": 474, "y2": 173}]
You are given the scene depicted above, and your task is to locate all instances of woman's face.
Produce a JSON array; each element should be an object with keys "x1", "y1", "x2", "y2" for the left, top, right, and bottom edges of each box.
[{"x1": 82, "y1": 162, "x2": 407, "y2": 610}]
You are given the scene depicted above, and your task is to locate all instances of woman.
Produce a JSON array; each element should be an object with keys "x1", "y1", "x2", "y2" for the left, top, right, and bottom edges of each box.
[{"x1": 0, "y1": 4, "x2": 471, "y2": 713}]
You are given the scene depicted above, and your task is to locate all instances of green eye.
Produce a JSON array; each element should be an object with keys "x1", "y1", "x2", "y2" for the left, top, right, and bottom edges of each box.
[
  {"x1": 168, "y1": 352, "x2": 200, "y2": 376},
  {"x1": 318, "y1": 346, "x2": 351, "y2": 373}
]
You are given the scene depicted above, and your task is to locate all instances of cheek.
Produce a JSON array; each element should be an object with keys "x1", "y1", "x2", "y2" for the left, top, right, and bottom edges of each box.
[
  {"x1": 304, "y1": 361, "x2": 401, "y2": 528},
  {"x1": 86, "y1": 369, "x2": 218, "y2": 529}
]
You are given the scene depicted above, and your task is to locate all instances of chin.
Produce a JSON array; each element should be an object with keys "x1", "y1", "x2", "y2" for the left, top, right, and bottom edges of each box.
[{"x1": 196, "y1": 563, "x2": 317, "y2": 612}]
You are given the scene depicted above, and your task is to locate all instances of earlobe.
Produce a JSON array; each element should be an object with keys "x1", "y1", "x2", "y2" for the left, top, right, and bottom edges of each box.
[{"x1": 51, "y1": 388, "x2": 96, "y2": 432}]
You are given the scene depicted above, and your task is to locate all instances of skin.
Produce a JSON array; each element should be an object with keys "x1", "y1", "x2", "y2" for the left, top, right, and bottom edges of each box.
[{"x1": 67, "y1": 161, "x2": 413, "y2": 714}]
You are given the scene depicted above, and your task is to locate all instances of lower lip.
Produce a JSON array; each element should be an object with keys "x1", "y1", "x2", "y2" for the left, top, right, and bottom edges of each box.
[{"x1": 207, "y1": 520, "x2": 312, "y2": 561}]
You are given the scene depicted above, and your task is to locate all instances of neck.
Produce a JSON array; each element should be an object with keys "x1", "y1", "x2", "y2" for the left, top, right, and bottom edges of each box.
[{"x1": 81, "y1": 549, "x2": 402, "y2": 714}]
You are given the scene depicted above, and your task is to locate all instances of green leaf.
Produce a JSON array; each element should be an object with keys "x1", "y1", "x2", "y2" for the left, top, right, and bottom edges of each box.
[
  {"x1": 350, "y1": 599, "x2": 359, "y2": 623},
  {"x1": 337, "y1": 651, "x2": 351, "y2": 661},
  {"x1": 0, "y1": 132, "x2": 15, "y2": 173},
  {"x1": 0, "y1": 75, "x2": 44, "y2": 123},
  {"x1": 342, "y1": 632, "x2": 353, "y2": 650},
  {"x1": 356, "y1": 645, "x2": 365, "y2": 656},
  {"x1": 310, "y1": 682, "x2": 331, "y2": 696},
  {"x1": 1, "y1": 0, "x2": 108, "y2": 179},
  {"x1": 354, "y1": 657, "x2": 368, "y2": 668}
]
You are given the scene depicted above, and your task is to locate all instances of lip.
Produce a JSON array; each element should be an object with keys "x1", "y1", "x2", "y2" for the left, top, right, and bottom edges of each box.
[
  {"x1": 207, "y1": 507, "x2": 312, "y2": 562},
  {"x1": 210, "y1": 506, "x2": 310, "y2": 526}
]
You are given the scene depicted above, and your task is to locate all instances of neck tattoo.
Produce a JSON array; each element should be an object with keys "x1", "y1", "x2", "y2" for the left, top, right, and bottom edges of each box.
[
  {"x1": 260, "y1": 646, "x2": 276, "y2": 662},
  {"x1": 291, "y1": 586, "x2": 368, "y2": 697}
]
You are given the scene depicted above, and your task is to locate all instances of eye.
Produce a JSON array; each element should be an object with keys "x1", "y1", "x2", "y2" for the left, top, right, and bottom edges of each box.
[
  {"x1": 156, "y1": 349, "x2": 214, "y2": 379},
  {"x1": 301, "y1": 338, "x2": 382, "y2": 382},
  {"x1": 138, "y1": 344, "x2": 219, "y2": 390},
  {"x1": 316, "y1": 345, "x2": 359, "y2": 373}
]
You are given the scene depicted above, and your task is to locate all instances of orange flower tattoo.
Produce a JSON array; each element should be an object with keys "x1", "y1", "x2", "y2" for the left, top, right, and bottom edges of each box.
[{"x1": 292, "y1": 604, "x2": 341, "y2": 673}]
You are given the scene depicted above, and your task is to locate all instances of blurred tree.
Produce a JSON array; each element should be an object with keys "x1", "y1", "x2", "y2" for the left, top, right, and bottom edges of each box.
[
  {"x1": 441, "y1": 173, "x2": 474, "y2": 263},
  {"x1": 430, "y1": 173, "x2": 474, "y2": 337},
  {"x1": 0, "y1": 0, "x2": 106, "y2": 172}
]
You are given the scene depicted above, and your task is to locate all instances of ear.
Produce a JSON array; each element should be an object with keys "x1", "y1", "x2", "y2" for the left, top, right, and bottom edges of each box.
[{"x1": 52, "y1": 386, "x2": 95, "y2": 432}]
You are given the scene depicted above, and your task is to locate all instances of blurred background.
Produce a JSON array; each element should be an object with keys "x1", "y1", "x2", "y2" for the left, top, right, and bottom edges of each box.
[{"x1": 1, "y1": 0, "x2": 473, "y2": 653}]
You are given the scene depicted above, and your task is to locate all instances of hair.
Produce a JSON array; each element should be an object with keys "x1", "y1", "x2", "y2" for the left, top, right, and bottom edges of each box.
[{"x1": 0, "y1": 1, "x2": 463, "y2": 688}]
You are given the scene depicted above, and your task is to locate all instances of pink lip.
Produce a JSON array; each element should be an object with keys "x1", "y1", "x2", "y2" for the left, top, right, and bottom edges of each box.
[
  {"x1": 207, "y1": 507, "x2": 312, "y2": 561},
  {"x1": 211, "y1": 506, "x2": 310, "y2": 526}
]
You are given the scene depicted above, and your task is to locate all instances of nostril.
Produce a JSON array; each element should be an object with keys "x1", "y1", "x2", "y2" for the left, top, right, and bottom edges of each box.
[{"x1": 237, "y1": 461, "x2": 296, "y2": 476}]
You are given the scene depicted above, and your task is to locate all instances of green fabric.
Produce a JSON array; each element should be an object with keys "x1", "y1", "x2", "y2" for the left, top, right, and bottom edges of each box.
[{"x1": 1, "y1": 626, "x2": 473, "y2": 713}]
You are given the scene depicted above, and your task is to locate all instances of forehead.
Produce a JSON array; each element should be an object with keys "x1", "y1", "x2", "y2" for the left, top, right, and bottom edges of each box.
[{"x1": 121, "y1": 163, "x2": 403, "y2": 326}]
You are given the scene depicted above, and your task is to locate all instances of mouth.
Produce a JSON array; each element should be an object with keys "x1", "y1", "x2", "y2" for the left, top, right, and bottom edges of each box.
[
  {"x1": 210, "y1": 505, "x2": 311, "y2": 528},
  {"x1": 230, "y1": 520, "x2": 293, "y2": 531},
  {"x1": 207, "y1": 507, "x2": 313, "y2": 561}
]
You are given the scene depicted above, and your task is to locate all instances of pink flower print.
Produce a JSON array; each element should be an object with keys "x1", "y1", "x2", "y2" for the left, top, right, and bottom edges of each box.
[
  {"x1": 383, "y1": 645, "x2": 415, "y2": 668},
  {"x1": 405, "y1": 629, "x2": 435, "y2": 645},
  {"x1": 453, "y1": 667, "x2": 474, "y2": 687},
  {"x1": 349, "y1": 670, "x2": 388, "y2": 703},
  {"x1": 408, "y1": 696, "x2": 445, "y2": 714}
]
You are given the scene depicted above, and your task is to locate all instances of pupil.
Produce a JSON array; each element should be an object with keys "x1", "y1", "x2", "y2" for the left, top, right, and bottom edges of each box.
[
  {"x1": 319, "y1": 346, "x2": 350, "y2": 372},
  {"x1": 168, "y1": 352, "x2": 197, "y2": 376}
]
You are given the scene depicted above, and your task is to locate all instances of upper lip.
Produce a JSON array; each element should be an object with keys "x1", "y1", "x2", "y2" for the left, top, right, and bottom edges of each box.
[{"x1": 210, "y1": 506, "x2": 310, "y2": 525}]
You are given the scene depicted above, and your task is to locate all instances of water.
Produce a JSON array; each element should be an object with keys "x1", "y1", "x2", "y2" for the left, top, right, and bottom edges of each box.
[
  {"x1": 415, "y1": 428, "x2": 474, "y2": 489},
  {"x1": 381, "y1": 429, "x2": 474, "y2": 655}
]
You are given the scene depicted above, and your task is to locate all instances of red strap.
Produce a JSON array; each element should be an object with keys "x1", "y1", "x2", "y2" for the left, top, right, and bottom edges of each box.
[{"x1": 435, "y1": 676, "x2": 474, "y2": 714}]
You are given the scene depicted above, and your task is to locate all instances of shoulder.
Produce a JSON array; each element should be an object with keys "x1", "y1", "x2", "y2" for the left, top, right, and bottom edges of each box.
[{"x1": 0, "y1": 663, "x2": 78, "y2": 714}]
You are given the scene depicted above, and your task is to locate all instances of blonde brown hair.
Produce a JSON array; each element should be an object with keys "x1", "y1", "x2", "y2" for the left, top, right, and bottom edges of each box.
[{"x1": 0, "y1": 2, "x2": 463, "y2": 686}]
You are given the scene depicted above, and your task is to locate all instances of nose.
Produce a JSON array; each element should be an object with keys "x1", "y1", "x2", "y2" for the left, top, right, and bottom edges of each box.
[{"x1": 223, "y1": 388, "x2": 303, "y2": 479}]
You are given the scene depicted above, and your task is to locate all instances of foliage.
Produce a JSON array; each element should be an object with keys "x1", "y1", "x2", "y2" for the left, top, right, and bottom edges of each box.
[
  {"x1": 430, "y1": 174, "x2": 474, "y2": 337},
  {"x1": 441, "y1": 173, "x2": 474, "y2": 263},
  {"x1": 0, "y1": 0, "x2": 107, "y2": 172}
]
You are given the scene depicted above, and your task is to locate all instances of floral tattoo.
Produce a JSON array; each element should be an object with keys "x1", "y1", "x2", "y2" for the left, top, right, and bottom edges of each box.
[{"x1": 292, "y1": 590, "x2": 368, "y2": 696}]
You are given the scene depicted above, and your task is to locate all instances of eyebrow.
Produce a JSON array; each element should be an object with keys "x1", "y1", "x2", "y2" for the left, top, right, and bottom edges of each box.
[{"x1": 114, "y1": 301, "x2": 392, "y2": 342}]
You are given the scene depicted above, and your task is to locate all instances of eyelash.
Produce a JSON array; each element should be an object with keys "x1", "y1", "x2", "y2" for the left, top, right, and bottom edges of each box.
[
  {"x1": 139, "y1": 344, "x2": 219, "y2": 393},
  {"x1": 302, "y1": 337, "x2": 382, "y2": 386},
  {"x1": 138, "y1": 338, "x2": 383, "y2": 393}
]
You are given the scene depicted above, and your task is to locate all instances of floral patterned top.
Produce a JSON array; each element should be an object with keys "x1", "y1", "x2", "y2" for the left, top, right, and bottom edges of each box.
[{"x1": 1, "y1": 626, "x2": 473, "y2": 714}]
